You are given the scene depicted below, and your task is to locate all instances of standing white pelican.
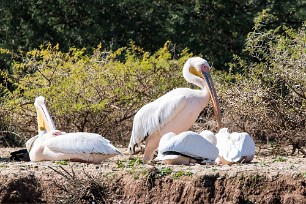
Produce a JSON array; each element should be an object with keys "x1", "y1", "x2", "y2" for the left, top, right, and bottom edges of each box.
[
  {"x1": 128, "y1": 57, "x2": 222, "y2": 161},
  {"x1": 215, "y1": 128, "x2": 255, "y2": 165},
  {"x1": 26, "y1": 96, "x2": 122, "y2": 163},
  {"x1": 155, "y1": 131, "x2": 219, "y2": 165}
]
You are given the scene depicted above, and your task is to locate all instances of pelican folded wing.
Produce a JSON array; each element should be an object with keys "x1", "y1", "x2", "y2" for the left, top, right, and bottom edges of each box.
[
  {"x1": 46, "y1": 133, "x2": 121, "y2": 155},
  {"x1": 158, "y1": 131, "x2": 219, "y2": 161},
  {"x1": 129, "y1": 95, "x2": 187, "y2": 151}
]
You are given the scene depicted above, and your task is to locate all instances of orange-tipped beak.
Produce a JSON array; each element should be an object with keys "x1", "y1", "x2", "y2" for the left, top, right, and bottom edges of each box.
[{"x1": 201, "y1": 66, "x2": 222, "y2": 128}]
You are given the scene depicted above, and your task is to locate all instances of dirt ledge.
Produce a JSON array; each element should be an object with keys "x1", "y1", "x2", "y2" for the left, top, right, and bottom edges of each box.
[
  {"x1": 0, "y1": 148, "x2": 305, "y2": 203},
  {"x1": 117, "y1": 172, "x2": 305, "y2": 203}
]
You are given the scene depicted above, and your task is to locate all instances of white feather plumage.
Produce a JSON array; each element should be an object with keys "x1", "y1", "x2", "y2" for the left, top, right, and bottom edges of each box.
[
  {"x1": 215, "y1": 128, "x2": 255, "y2": 163},
  {"x1": 27, "y1": 130, "x2": 122, "y2": 163},
  {"x1": 156, "y1": 131, "x2": 219, "y2": 163},
  {"x1": 129, "y1": 94, "x2": 187, "y2": 150},
  {"x1": 45, "y1": 132, "x2": 121, "y2": 155}
]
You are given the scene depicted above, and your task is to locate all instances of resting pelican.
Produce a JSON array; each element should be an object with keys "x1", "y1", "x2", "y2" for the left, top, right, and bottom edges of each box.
[
  {"x1": 128, "y1": 57, "x2": 222, "y2": 161},
  {"x1": 155, "y1": 131, "x2": 219, "y2": 165},
  {"x1": 26, "y1": 130, "x2": 122, "y2": 163},
  {"x1": 215, "y1": 128, "x2": 255, "y2": 165},
  {"x1": 26, "y1": 96, "x2": 122, "y2": 163}
]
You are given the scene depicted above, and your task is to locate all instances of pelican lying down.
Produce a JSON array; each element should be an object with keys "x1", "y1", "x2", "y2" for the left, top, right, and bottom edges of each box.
[
  {"x1": 215, "y1": 128, "x2": 255, "y2": 165},
  {"x1": 26, "y1": 130, "x2": 122, "y2": 163},
  {"x1": 155, "y1": 130, "x2": 219, "y2": 165},
  {"x1": 155, "y1": 128, "x2": 255, "y2": 165},
  {"x1": 26, "y1": 96, "x2": 122, "y2": 163}
]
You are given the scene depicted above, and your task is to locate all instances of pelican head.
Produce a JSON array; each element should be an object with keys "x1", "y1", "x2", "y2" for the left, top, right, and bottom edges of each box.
[
  {"x1": 217, "y1": 128, "x2": 230, "y2": 135},
  {"x1": 34, "y1": 96, "x2": 46, "y2": 107},
  {"x1": 200, "y1": 130, "x2": 217, "y2": 145},
  {"x1": 159, "y1": 132, "x2": 176, "y2": 144},
  {"x1": 183, "y1": 57, "x2": 222, "y2": 128},
  {"x1": 34, "y1": 96, "x2": 56, "y2": 135}
]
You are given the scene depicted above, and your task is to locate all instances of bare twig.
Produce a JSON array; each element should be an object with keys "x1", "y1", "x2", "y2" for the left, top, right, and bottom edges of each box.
[{"x1": 0, "y1": 131, "x2": 22, "y2": 137}]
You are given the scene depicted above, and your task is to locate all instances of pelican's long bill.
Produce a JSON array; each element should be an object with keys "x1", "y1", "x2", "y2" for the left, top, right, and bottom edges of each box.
[
  {"x1": 201, "y1": 65, "x2": 222, "y2": 128},
  {"x1": 34, "y1": 96, "x2": 56, "y2": 135}
]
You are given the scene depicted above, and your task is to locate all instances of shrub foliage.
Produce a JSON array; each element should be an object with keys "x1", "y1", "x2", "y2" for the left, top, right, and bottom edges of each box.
[
  {"x1": 221, "y1": 11, "x2": 306, "y2": 151},
  {"x1": 0, "y1": 42, "x2": 192, "y2": 144}
]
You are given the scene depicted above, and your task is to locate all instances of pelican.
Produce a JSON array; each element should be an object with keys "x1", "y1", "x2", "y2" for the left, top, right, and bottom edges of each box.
[
  {"x1": 155, "y1": 131, "x2": 219, "y2": 165},
  {"x1": 128, "y1": 57, "x2": 222, "y2": 161},
  {"x1": 215, "y1": 128, "x2": 255, "y2": 165},
  {"x1": 26, "y1": 96, "x2": 122, "y2": 163},
  {"x1": 26, "y1": 130, "x2": 122, "y2": 163}
]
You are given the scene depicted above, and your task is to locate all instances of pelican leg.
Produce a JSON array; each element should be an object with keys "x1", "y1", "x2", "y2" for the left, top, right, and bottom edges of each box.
[
  {"x1": 143, "y1": 133, "x2": 160, "y2": 162},
  {"x1": 216, "y1": 156, "x2": 233, "y2": 165}
]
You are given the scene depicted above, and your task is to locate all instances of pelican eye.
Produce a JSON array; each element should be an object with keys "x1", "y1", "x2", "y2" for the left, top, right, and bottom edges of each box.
[
  {"x1": 201, "y1": 64, "x2": 210, "y2": 72},
  {"x1": 53, "y1": 131, "x2": 61, "y2": 136}
]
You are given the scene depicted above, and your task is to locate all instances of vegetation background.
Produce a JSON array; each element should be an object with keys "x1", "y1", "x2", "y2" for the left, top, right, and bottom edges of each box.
[{"x1": 0, "y1": 0, "x2": 305, "y2": 155}]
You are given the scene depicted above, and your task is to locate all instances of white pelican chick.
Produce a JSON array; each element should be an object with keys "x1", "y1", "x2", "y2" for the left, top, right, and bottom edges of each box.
[
  {"x1": 129, "y1": 57, "x2": 222, "y2": 161},
  {"x1": 155, "y1": 131, "x2": 219, "y2": 165},
  {"x1": 215, "y1": 128, "x2": 255, "y2": 165}
]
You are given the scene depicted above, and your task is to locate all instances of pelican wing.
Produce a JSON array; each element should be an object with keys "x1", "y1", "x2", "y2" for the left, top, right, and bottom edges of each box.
[
  {"x1": 129, "y1": 95, "x2": 187, "y2": 151},
  {"x1": 45, "y1": 132, "x2": 121, "y2": 155},
  {"x1": 228, "y1": 132, "x2": 255, "y2": 161},
  {"x1": 157, "y1": 131, "x2": 219, "y2": 161}
]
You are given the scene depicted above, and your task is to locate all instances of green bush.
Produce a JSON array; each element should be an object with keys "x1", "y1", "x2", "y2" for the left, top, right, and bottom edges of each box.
[{"x1": 0, "y1": 42, "x2": 192, "y2": 145}]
